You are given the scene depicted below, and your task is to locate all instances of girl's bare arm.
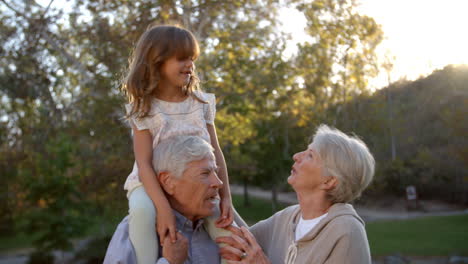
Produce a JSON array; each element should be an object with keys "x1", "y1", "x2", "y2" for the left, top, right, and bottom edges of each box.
[{"x1": 207, "y1": 123, "x2": 233, "y2": 226}]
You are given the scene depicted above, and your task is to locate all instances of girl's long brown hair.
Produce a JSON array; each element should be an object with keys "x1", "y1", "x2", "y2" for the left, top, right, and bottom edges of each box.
[{"x1": 122, "y1": 24, "x2": 201, "y2": 119}]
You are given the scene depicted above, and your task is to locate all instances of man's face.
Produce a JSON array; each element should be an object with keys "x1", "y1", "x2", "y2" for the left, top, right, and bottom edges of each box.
[{"x1": 170, "y1": 156, "x2": 223, "y2": 221}]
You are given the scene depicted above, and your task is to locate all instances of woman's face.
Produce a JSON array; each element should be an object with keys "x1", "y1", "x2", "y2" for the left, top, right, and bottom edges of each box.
[{"x1": 288, "y1": 144, "x2": 325, "y2": 192}]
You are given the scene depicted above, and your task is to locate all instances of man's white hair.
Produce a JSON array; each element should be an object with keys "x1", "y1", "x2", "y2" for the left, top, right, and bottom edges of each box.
[
  {"x1": 311, "y1": 124, "x2": 375, "y2": 203},
  {"x1": 152, "y1": 136, "x2": 214, "y2": 178}
]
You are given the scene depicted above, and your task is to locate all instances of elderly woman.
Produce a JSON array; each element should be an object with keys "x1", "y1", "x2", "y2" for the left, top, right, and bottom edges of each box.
[{"x1": 218, "y1": 124, "x2": 375, "y2": 264}]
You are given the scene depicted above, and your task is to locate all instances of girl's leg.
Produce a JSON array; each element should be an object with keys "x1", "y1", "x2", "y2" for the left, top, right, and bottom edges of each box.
[
  {"x1": 128, "y1": 186, "x2": 159, "y2": 264},
  {"x1": 204, "y1": 203, "x2": 248, "y2": 264}
]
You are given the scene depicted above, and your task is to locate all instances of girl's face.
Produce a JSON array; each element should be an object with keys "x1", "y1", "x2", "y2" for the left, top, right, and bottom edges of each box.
[{"x1": 159, "y1": 55, "x2": 194, "y2": 90}]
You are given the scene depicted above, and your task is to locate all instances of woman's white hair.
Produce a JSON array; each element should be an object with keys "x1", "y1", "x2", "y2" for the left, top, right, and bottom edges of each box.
[
  {"x1": 312, "y1": 124, "x2": 375, "y2": 203},
  {"x1": 152, "y1": 136, "x2": 214, "y2": 178}
]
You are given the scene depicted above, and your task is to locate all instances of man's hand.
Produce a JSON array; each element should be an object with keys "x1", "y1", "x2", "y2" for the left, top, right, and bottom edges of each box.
[{"x1": 162, "y1": 231, "x2": 188, "y2": 264}]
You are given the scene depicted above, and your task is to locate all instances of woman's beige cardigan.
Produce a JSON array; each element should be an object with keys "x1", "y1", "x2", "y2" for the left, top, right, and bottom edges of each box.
[{"x1": 250, "y1": 203, "x2": 371, "y2": 264}]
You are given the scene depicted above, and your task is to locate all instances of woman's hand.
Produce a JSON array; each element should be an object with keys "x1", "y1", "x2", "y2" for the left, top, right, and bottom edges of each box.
[
  {"x1": 216, "y1": 226, "x2": 271, "y2": 264},
  {"x1": 156, "y1": 204, "x2": 177, "y2": 245},
  {"x1": 215, "y1": 196, "x2": 234, "y2": 228}
]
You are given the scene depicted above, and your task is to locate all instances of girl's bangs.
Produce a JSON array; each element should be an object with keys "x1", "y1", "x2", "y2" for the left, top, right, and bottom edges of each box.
[{"x1": 172, "y1": 30, "x2": 200, "y2": 60}]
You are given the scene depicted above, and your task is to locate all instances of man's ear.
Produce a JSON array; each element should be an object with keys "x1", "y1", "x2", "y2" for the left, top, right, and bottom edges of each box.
[
  {"x1": 320, "y1": 176, "x2": 338, "y2": 191},
  {"x1": 157, "y1": 171, "x2": 176, "y2": 195}
]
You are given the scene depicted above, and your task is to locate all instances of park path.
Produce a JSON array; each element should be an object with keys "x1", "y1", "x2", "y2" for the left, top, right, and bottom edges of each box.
[{"x1": 230, "y1": 184, "x2": 468, "y2": 222}]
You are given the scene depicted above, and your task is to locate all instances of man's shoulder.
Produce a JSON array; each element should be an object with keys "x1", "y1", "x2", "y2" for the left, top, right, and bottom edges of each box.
[{"x1": 103, "y1": 216, "x2": 137, "y2": 264}]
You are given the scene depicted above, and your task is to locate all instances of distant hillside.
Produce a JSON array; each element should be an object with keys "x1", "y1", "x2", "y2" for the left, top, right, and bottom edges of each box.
[{"x1": 333, "y1": 65, "x2": 468, "y2": 203}]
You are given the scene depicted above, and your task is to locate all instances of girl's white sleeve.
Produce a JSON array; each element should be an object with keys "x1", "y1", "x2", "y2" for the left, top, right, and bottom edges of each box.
[
  {"x1": 125, "y1": 103, "x2": 149, "y2": 130},
  {"x1": 203, "y1": 93, "x2": 216, "y2": 125}
]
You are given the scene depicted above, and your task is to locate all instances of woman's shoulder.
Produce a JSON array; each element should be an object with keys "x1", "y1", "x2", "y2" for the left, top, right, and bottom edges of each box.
[
  {"x1": 328, "y1": 214, "x2": 365, "y2": 230},
  {"x1": 249, "y1": 205, "x2": 299, "y2": 241},
  {"x1": 277, "y1": 204, "x2": 301, "y2": 218},
  {"x1": 327, "y1": 204, "x2": 364, "y2": 223},
  {"x1": 324, "y1": 204, "x2": 366, "y2": 235},
  {"x1": 262, "y1": 204, "x2": 301, "y2": 225}
]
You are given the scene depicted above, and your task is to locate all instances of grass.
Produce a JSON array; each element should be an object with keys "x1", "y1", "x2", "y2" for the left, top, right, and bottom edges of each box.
[{"x1": 367, "y1": 214, "x2": 468, "y2": 256}]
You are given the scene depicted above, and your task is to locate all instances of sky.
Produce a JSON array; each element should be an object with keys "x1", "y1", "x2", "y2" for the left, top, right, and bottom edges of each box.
[{"x1": 280, "y1": 0, "x2": 468, "y2": 89}]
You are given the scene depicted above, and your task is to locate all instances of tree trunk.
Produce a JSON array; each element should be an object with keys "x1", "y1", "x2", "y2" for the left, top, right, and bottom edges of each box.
[
  {"x1": 271, "y1": 182, "x2": 278, "y2": 213},
  {"x1": 243, "y1": 176, "x2": 250, "y2": 207},
  {"x1": 387, "y1": 88, "x2": 397, "y2": 161}
]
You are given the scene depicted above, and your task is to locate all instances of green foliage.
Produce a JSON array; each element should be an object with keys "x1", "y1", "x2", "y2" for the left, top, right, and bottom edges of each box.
[
  {"x1": 296, "y1": 0, "x2": 383, "y2": 116},
  {"x1": 0, "y1": 233, "x2": 31, "y2": 252},
  {"x1": 333, "y1": 65, "x2": 468, "y2": 201},
  {"x1": 376, "y1": 154, "x2": 434, "y2": 196},
  {"x1": 18, "y1": 133, "x2": 89, "y2": 253}
]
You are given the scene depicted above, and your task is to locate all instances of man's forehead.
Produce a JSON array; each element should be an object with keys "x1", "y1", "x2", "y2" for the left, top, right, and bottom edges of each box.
[{"x1": 186, "y1": 157, "x2": 216, "y2": 171}]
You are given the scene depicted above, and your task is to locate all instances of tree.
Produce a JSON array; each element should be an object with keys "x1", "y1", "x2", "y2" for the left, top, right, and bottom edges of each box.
[
  {"x1": 18, "y1": 133, "x2": 89, "y2": 261},
  {"x1": 382, "y1": 51, "x2": 397, "y2": 160},
  {"x1": 294, "y1": 0, "x2": 383, "y2": 127},
  {"x1": 330, "y1": 65, "x2": 468, "y2": 202},
  {"x1": 0, "y1": 2, "x2": 390, "y2": 254}
]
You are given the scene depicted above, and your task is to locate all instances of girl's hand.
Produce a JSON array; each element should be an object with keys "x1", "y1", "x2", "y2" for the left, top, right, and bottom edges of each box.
[
  {"x1": 216, "y1": 196, "x2": 234, "y2": 228},
  {"x1": 217, "y1": 226, "x2": 271, "y2": 264},
  {"x1": 162, "y1": 231, "x2": 188, "y2": 264},
  {"x1": 156, "y1": 205, "x2": 177, "y2": 245}
]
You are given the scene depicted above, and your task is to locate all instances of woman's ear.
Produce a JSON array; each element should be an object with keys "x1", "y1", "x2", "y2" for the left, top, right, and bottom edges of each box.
[
  {"x1": 321, "y1": 176, "x2": 338, "y2": 191},
  {"x1": 157, "y1": 171, "x2": 176, "y2": 195}
]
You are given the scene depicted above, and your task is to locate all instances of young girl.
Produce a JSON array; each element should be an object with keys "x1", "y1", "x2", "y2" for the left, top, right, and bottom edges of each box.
[{"x1": 122, "y1": 25, "x2": 234, "y2": 263}]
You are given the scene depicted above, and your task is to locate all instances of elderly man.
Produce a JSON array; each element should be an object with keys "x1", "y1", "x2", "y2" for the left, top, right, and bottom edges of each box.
[{"x1": 104, "y1": 135, "x2": 236, "y2": 264}]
